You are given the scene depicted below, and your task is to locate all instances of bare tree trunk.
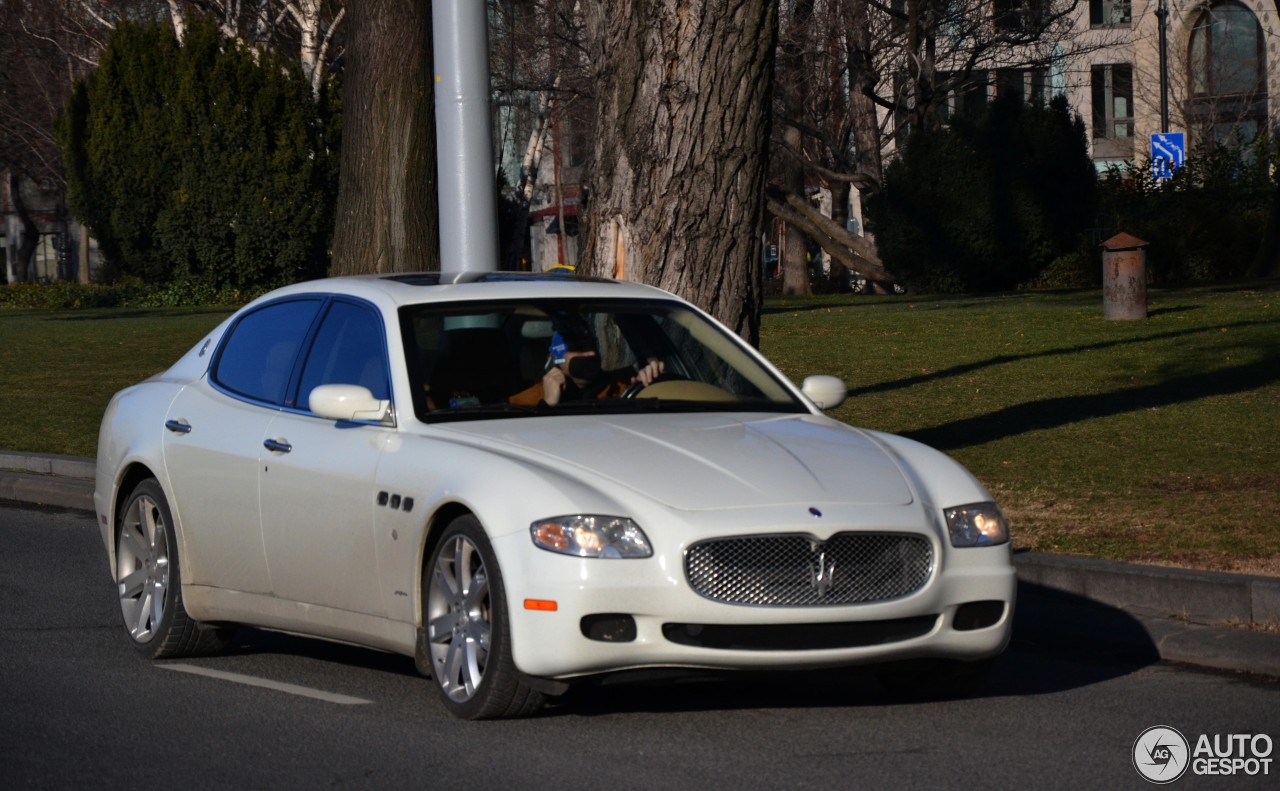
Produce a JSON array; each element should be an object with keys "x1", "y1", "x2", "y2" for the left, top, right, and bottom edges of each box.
[
  {"x1": 502, "y1": 98, "x2": 553, "y2": 271},
  {"x1": 904, "y1": 0, "x2": 940, "y2": 134},
  {"x1": 166, "y1": 0, "x2": 186, "y2": 42},
  {"x1": 580, "y1": 0, "x2": 777, "y2": 346},
  {"x1": 78, "y1": 221, "x2": 91, "y2": 284},
  {"x1": 331, "y1": 0, "x2": 438, "y2": 275},
  {"x1": 845, "y1": 0, "x2": 883, "y2": 194},
  {"x1": 766, "y1": 188, "x2": 890, "y2": 281},
  {"x1": 777, "y1": 0, "x2": 813, "y2": 296},
  {"x1": 780, "y1": 126, "x2": 811, "y2": 296},
  {"x1": 9, "y1": 172, "x2": 37, "y2": 283}
]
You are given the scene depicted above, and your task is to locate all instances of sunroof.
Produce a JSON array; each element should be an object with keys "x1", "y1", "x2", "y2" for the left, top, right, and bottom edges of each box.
[{"x1": 383, "y1": 272, "x2": 618, "y2": 286}]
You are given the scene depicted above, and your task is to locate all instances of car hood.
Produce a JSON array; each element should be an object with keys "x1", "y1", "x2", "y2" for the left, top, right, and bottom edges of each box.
[{"x1": 433, "y1": 413, "x2": 915, "y2": 511}]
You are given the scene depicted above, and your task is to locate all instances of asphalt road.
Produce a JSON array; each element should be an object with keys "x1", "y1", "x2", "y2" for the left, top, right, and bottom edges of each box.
[{"x1": 3, "y1": 502, "x2": 1278, "y2": 790}]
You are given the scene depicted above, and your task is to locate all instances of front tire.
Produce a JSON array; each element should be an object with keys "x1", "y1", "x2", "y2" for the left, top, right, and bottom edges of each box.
[
  {"x1": 115, "y1": 479, "x2": 229, "y2": 658},
  {"x1": 425, "y1": 515, "x2": 544, "y2": 719}
]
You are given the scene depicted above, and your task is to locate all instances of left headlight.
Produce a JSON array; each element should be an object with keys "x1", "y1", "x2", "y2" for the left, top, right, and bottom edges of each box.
[
  {"x1": 945, "y1": 502, "x2": 1009, "y2": 547},
  {"x1": 530, "y1": 515, "x2": 653, "y2": 559}
]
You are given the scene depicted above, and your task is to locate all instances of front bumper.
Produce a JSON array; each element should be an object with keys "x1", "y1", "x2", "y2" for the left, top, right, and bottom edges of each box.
[{"x1": 495, "y1": 516, "x2": 1016, "y2": 680}]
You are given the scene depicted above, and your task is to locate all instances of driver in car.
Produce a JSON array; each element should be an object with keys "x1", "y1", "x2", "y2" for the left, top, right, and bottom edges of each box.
[{"x1": 510, "y1": 318, "x2": 664, "y2": 407}]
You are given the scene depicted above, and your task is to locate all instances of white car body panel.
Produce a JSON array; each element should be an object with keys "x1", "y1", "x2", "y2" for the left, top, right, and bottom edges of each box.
[
  {"x1": 95, "y1": 274, "x2": 1015, "y2": 688},
  {"x1": 162, "y1": 383, "x2": 274, "y2": 592},
  {"x1": 257, "y1": 409, "x2": 389, "y2": 615}
]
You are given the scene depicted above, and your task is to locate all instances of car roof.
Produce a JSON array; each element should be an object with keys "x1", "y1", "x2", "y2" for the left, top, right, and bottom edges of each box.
[{"x1": 253, "y1": 272, "x2": 681, "y2": 310}]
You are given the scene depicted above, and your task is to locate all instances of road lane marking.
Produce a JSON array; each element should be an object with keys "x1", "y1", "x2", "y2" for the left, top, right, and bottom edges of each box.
[{"x1": 160, "y1": 663, "x2": 373, "y2": 705}]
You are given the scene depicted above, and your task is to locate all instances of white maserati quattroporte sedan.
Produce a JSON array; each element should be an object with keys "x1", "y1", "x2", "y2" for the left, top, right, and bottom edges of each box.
[{"x1": 95, "y1": 273, "x2": 1014, "y2": 718}]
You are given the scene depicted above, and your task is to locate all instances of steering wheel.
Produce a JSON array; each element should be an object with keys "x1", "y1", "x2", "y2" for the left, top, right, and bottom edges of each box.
[{"x1": 621, "y1": 372, "x2": 676, "y2": 399}]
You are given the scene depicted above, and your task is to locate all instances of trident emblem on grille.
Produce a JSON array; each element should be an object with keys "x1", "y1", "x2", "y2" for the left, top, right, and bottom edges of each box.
[{"x1": 811, "y1": 548, "x2": 836, "y2": 597}]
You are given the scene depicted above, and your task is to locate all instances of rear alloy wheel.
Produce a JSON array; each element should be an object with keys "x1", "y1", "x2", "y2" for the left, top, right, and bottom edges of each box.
[
  {"x1": 115, "y1": 479, "x2": 229, "y2": 658},
  {"x1": 425, "y1": 515, "x2": 544, "y2": 719}
]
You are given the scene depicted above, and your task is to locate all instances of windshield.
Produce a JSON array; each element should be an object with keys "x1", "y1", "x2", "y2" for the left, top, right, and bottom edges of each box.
[{"x1": 399, "y1": 298, "x2": 806, "y2": 422}]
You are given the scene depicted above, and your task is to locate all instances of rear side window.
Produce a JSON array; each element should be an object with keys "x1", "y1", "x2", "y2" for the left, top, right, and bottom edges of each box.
[
  {"x1": 297, "y1": 300, "x2": 390, "y2": 409},
  {"x1": 213, "y1": 299, "x2": 323, "y2": 405}
]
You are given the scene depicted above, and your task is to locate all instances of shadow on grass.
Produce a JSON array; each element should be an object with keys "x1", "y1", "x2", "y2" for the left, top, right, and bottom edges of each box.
[
  {"x1": 902, "y1": 348, "x2": 1280, "y2": 451},
  {"x1": 1147, "y1": 305, "x2": 1202, "y2": 318},
  {"x1": 847, "y1": 318, "x2": 1279, "y2": 401}
]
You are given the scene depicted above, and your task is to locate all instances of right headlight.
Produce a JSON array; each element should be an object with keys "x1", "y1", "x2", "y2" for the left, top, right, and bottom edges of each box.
[
  {"x1": 530, "y1": 515, "x2": 653, "y2": 558},
  {"x1": 945, "y1": 502, "x2": 1009, "y2": 547}
]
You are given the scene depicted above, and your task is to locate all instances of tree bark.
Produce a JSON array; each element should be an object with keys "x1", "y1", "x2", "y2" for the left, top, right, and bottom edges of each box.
[
  {"x1": 580, "y1": 0, "x2": 777, "y2": 346},
  {"x1": 330, "y1": 0, "x2": 438, "y2": 275}
]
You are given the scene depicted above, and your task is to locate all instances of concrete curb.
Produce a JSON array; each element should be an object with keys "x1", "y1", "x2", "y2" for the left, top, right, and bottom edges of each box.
[
  {"x1": 2, "y1": 452, "x2": 1277, "y2": 679},
  {"x1": 0, "y1": 451, "x2": 95, "y2": 480},
  {"x1": 0, "y1": 452, "x2": 95, "y2": 512},
  {"x1": 1015, "y1": 551, "x2": 1280, "y2": 629},
  {"x1": 0, "y1": 471, "x2": 95, "y2": 512}
]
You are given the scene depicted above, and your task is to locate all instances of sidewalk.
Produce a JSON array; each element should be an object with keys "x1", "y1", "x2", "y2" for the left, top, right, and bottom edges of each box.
[{"x1": 3, "y1": 450, "x2": 1278, "y2": 680}]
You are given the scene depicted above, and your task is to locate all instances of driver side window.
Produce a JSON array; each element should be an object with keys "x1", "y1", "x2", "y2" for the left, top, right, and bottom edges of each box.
[{"x1": 298, "y1": 300, "x2": 390, "y2": 411}]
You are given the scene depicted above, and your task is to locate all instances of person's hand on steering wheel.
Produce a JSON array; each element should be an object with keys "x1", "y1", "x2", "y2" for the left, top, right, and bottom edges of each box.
[{"x1": 630, "y1": 358, "x2": 665, "y2": 389}]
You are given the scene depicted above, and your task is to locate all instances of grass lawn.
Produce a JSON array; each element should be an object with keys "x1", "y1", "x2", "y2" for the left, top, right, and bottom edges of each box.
[
  {"x1": 2, "y1": 281, "x2": 1277, "y2": 573},
  {"x1": 0, "y1": 307, "x2": 233, "y2": 460},
  {"x1": 762, "y1": 282, "x2": 1280, "y2": 574}
]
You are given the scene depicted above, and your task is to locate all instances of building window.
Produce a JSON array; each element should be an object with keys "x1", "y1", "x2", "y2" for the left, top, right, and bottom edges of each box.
[
  {"x1": 1089, "y1": 0, "x2": 1131, "y2": 27},
  {"x1": 994, "y1": 0, "x2": 1048, "y2": 33},
  {"x1": 996, "y1": 68, "x2": 1049, "y2": 105},
  {"x1": 1091, "y1": 63, "x2": 1134, "y2": 160},
  {"x1": 1187, "y1": 2, "x2": 1266, "y2": 145},
  {"x1": 939, "y1": 72, "x2": 991, "y2": 124}
]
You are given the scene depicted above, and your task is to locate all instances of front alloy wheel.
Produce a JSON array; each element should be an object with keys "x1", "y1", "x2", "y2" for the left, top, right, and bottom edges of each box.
[
  {"x1": 428, "y1": 532, "x2": 493, "y2": 702},
  {"x1": 425, "y1": 515, "x2": 544, "y2": 719}
]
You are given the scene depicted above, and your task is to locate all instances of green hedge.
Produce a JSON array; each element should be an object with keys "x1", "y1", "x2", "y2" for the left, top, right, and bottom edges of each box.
[{"x1": 0, "y1": 280, "x2": 276, "y2": 310}]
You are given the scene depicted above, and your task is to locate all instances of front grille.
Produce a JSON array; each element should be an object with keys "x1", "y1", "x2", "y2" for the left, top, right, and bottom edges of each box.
[{"x1": 685, "y1": 533, "x2": 934, "y2": 607}]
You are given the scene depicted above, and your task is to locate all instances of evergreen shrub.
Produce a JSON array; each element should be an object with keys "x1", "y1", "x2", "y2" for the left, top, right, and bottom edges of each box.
[
  {"x1": 868, "y1": 95, "x2": 1098, "y2": 293},
  {"x1": 58, "y1": 17, "x2": 340, "y2": 291}
]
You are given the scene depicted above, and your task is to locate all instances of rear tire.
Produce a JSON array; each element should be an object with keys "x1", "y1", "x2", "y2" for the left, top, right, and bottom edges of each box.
[
  {"x1": 424, "y1": 515, "x2": 544, "y2": 719},
  {"x1": 115, "y1": 479, "x2": 230, "y2": 658}
]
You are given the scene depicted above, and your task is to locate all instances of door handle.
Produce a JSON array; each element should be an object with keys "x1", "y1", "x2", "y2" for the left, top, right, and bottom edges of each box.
[
  {"x1": 165, "y1": 419, "x2": 192, "y2": 434},
  {"x1": 263, "y1": 438, "x2": 292, "y2": 453}
]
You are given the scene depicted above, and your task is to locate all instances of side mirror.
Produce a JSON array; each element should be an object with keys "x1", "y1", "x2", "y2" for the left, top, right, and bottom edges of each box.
[
  {"x1": 309, "y1": 384, "x2": 394, "y2": 425},
  {"x1": 801, "y1": 375, "x2": 847, "y2": 411}
]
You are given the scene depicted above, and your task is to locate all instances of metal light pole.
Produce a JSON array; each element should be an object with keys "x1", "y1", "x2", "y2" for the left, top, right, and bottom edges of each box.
[
  {"x1": 433, "y1": 0, "x2": 499, "y2": 274},
  {"x1": 1156, "y1": 0, "x2": 1170, "y2": 133}
]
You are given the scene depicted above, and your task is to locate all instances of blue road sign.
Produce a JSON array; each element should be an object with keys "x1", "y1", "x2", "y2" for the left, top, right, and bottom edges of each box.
[{"x1": 1151, "y1": 133, "x2": 1186, "y2": 180}]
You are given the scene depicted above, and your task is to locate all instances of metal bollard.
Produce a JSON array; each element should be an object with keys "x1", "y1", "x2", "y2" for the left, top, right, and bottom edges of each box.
[{"x1": 1102, "y1": 232, "x2": 1149, "y2": 320}]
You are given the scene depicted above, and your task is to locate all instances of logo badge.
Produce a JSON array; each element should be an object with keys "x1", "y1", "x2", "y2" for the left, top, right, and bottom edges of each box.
[
  {"x1": 1133, "y1": 726, "x2": 1190, "y2": 784},
  {"x1": 810, "y1": 547, "x2": 836, "y2": 598}
]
